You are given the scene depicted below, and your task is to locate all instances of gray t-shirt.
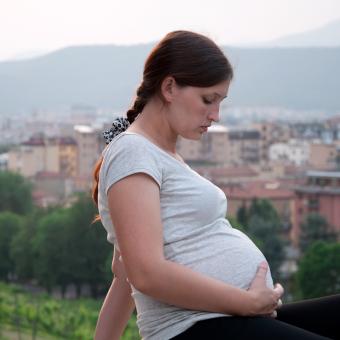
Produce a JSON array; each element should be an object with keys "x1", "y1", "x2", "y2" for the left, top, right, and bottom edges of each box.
[{"x1": 98, "y1": 132, "x2": 273, "y2": 340}]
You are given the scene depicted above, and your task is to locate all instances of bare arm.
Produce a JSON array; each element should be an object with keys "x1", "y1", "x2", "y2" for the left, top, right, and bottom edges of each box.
[
  {"x1": 108, "y1": 173, "x2": 283, "y2": 317},
  {"x1": 94, "y1": 248, "x2": 135, "y2": 340}
]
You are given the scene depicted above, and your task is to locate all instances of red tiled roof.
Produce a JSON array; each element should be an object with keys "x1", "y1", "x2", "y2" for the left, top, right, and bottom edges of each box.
[
  {"x1": 22, "y1": 138, "x2": 45, "y2": 146},
  {"x1": 194, "y1": 165, "x2": 258, "y2": 178},
  {"x1": 22, "y1": 136, "x2": 77, "y2": 146},
  {"x1": 221, "y1": 180, "x2": 295, "y2": 200}
]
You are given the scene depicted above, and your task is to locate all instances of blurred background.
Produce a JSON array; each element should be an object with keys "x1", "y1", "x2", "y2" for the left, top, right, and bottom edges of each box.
[{"x1": 0, "y1": 0, "x2": 340, "y2": 339}]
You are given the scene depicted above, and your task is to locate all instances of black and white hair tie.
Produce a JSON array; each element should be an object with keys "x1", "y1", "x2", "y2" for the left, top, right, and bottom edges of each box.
[{"x1": 103, "y1": 117, "x2": 130, "y2": 144}]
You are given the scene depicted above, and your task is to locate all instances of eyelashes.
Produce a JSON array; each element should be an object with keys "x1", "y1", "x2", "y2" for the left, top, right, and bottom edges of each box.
[{"x1": 202, "y1": 98, "x2": 213, "y2": 104}]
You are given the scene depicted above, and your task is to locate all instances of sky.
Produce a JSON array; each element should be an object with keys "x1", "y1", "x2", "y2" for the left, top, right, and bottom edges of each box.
[{"x1": 1, "y1": 0, "x2": 340, "y2": 61}]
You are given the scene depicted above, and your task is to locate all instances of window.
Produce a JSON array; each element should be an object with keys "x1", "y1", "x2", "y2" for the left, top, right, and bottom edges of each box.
[{"x1": 308, "y1": 197, "x2": 319, "y2": 210}]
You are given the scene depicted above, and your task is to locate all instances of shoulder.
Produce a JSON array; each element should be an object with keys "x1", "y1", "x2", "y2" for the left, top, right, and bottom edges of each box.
[
  {"x1": 100, "y1": 133, "x2": 163, "y2": 192},
  {"x1": 103, "y1": 132, "x2": 156, "y2": 158}
]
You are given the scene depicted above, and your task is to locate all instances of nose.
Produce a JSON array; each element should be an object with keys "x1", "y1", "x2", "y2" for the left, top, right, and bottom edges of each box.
[{"x1": 208, "y1": 104, "x2": 220, "y2": 122}]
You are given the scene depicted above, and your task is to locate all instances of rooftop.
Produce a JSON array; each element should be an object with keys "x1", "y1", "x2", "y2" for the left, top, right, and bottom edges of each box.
[
  {"x1": 221, "y1": 180, "x2": 295, "y2": 200},
  {"x1": 306, "y1": 170, "x2": 340, "y2": 179}
]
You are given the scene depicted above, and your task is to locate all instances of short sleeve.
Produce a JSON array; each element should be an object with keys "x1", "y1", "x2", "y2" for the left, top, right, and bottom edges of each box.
[{"x1": 101, "y1": 134, "x2": 163, "y2": 195}]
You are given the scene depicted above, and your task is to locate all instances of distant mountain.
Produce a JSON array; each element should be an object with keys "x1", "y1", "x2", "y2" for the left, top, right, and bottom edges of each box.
[
  {"x1": 0, "y1": 44, "x2": 339, "y2": 114},
  {"x1": 265, "y1": 18, "x2": 340, "y2": 47}
]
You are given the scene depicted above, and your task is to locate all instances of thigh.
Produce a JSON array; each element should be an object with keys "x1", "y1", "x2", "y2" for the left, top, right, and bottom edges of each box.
[
  {"x1": 171, "y1": 316, "x2": 331, "y2": 340},
  {"x1": 277, "y1": 294, "x2": 340, "y2": 340}
]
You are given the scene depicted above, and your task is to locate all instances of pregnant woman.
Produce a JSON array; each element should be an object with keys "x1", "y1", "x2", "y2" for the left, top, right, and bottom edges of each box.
[{"x1": 92, "y1": 31, "x2": 339, "y2": 339}]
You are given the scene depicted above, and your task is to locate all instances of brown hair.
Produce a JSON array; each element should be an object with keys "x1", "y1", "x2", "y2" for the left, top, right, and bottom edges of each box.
[{"x1": 92, "y1": 30, "x2": 233, "y2": 220}]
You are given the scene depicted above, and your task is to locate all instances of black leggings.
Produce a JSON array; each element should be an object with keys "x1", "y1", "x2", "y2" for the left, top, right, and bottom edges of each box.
[{"x1": 170, "y1": 294, "x2": 340, "y2": 339}]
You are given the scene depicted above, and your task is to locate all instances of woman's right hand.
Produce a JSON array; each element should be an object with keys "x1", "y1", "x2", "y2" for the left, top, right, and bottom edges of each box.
[{"x1": 246, "y1": 261, "x2": 284, "y2": 317}]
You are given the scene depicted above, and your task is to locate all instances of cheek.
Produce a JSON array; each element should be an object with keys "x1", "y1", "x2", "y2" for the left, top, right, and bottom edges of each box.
[{"x1": 185, "y1": 97, "x2": 207, "y2": 118}]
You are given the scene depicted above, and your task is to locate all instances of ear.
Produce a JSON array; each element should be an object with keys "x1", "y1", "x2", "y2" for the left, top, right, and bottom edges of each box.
[{"x1": 160, "y1": 76, "x2": 177, "y2": 103}]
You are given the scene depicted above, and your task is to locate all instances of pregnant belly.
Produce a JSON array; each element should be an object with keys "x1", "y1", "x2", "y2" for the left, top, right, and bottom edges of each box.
[{"x1": 165, "y1": 223, "x2": 274, "y2": 290}]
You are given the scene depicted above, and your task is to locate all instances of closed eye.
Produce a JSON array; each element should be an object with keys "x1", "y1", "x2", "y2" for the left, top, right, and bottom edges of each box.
[
  {"x1": 203, "y1": 96, "x2": 227, "y2": 105},
  {"x1": 202, "y1": 98, "x2": 213, "y2": 104}
]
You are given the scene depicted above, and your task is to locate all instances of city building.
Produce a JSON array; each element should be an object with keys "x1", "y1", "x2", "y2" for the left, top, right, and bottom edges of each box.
[
  {"x1": 221, "y1": 180, "x2": 295, "y2": 240},
  {"x1": 8, "y1": 136, "x2": 59, "y2": 177},
  {"x1": 8, "y1": 135, "x2": 78, "y2": 178},
  {"x1": 269, "y1": 139, "x2": 310, "y2": 166},
  {"x1": 308, "y1": 142, "x2": 338, "y2": 170},
  {"x1": 73, "y1": 125, "x2": 101, "y2": 179},
  {"x1": 227, "y1": 130, "x2": 261, "y2": 165},
  {"x1": 292, "y1": 171, "x2": 340, "y2": 247},
  {"x1": 177, "y1": 124, "x2": 229, "y2": 164}
]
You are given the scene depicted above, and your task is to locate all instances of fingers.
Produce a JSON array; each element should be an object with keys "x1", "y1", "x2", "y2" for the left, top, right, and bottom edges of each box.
[
  {"x1": 277, "y1": 299, "x2": 283, "y2": 308},
  {"x1": 270, "y1": 310, "x2": 277, "y2": 318},
  {"x1": 249, "y1": 261, "x2": 268, "y2": 289},
  {"x1": 256, "y1": 261, "x2": 268, "y2": 278},
  {"x1": 267, "y1": 299, "x2": 282, "y2": 318},
  {"x1": 274, "y1": 283, "x2": 284, "y2": 298}
]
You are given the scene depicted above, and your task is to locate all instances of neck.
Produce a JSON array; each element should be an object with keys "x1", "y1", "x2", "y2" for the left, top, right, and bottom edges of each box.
[{"x1": 128, "y1": 97, "x2": 178, "y2": 154}]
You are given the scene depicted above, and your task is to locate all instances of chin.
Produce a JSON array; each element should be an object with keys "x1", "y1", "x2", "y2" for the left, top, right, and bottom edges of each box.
[{"x1": 180, "y1": 132, "x2": 202, "y2": 141}]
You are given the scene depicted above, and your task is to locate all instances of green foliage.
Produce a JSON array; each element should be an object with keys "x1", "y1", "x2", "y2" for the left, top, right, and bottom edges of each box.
[
  {"x1": 247, "y1": 215, "x2": 285, "y2": 280},
  {"x1": 296, "y1": 241, "x2": 340, "y2": 298},
  {"x1": 236, "y1": 205, "x2": 248, "y2": 229},
  {"x1": 0, "y1": 171, "x2": 33, "y2": 215},
  {"x1": 0, "y1": 212, "x2": 23, "y2": 281},
  {"x1": 6, "y1": 193, "x2": 112, "y2": 297},
  {"x1": 0, "y1": 282, "x2": 139, "y2": 339},
  {"x1": 299, "y1": 213, "x2": 337, "y2": 254},
  {"x1": 32, "y1": 208, "x2": 73, "y2": 294},
  {"x1": 29, "y1": 194, "x2": 111, "y2": 296},
  {"x1": 10, "y1": 212, "x2": 40, "y2": 281},
  {"x1": 227, "y1": 215, "x2": 246, "y2": 233},
  {"x1": 65, "y1": 193, "x2": 112, "y2": 297},
  {"x1": 248, "y1": 198, "x2": 280, "y2": 226}
]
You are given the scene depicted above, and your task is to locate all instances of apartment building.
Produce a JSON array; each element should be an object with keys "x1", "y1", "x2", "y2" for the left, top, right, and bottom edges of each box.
[
  {"x1": 177, "y1": 125, "x2": 229, "y2": 164},
  {"x1": 178, "y1": 125, "x2": 263, "y2": 166},
  {"x1": 8, "y1": 135, "x2": 78, "y2": 178},
  {"x1": 269, "y1": 139, "x2": 310, "y2": 166},
  {"x1": 253, "y1": 122, "x2": 291, "y2": 163},
  {"x1": 73, "y1": 125, "x2": 101, "y2": 179},
  {"x1": 308, "y1": 142, "x2": 338, "y2": 170},
  {"x1": 292, "y1": 171, "x2": 340, "y2": 246},
  {"x1": 227, "y1": 130, "x2": 261, "y2": 165},
  {"x1": 8, "y1": 136, "x2": 59, "y2": 177}
]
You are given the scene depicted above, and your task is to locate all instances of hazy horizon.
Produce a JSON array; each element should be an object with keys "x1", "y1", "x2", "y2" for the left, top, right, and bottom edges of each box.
[{"x1": 1, "y1": 0, "x2": 340, "y2": 61}]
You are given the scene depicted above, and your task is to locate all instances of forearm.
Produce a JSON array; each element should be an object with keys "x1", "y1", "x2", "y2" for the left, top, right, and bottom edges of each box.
[
  {"x1": 95, "y1": 277, "x2": 135, "y2": 340},
  {"x1": 139, "y1": 259, "x2": 253, "y2": 316}
]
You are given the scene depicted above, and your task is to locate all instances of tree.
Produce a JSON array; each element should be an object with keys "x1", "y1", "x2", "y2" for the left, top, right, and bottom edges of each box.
[
  {"x1": 247, "y1": 215, "x2": 285, "y2": 280},
  {"x1": 296, "y1": 241, "x2": 340, "y2": 298},
  {"x1": 248, "y1": 198, "x2": 280, "y2": 226},
  {"x1": 227, "y1": 215, "x2": 246, "y2": 233},
  {"x1": 0, "y1": 212, "x2": 22, "y2": 281},
  {"x1": 299, "y1": 213, "x2": 337, "y2": 253},
  {"x1": 10, "y1": 208, "x2": 50, "y2": 281},
  {"x1": 0, "y1": 171, "x2": 33, "y2": 215},
  {"x1": 32, "y1": 208, "x2": 73, "y2": 294},
  {"x1": 66, "y1": 193, "x2": 111, "y2": 297},
  {"x1": 236, "y1": 205, "x2": 248, "y2": 229}
]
